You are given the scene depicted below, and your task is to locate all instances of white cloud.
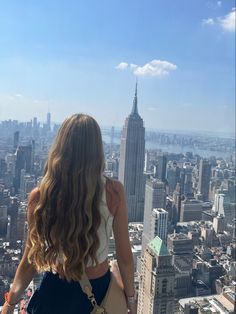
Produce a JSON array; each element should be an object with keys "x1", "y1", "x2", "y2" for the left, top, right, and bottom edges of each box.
[
  {"x1": 202, "y1": 18, "x2": 215, "y2": 26},
  {"x1": 219, "y1": 8, "x2": 236, "y2": 32},
  {"x1": 133, "y1": 60, "x2": 177, "y2": 77},
  {"x1": 116, "y1": 59, "x2": 177, "y2": 77},
  {"x1": 130, "y1": 63, "x2": 138, "y2": 69},
  {"x1": 202, "y1": 8, "x2": 236, "y2": 32},
  {"x1": 115, "y1": 62, "x2": 129, "y2": 70}
]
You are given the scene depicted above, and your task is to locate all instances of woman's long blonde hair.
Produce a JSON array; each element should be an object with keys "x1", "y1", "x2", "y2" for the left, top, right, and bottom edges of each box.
[{"x1": 28, "y1": 114, "x2": 104, "y2": 281}]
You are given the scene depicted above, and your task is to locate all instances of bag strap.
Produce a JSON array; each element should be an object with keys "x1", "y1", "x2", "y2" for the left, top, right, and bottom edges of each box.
[{"x1": 79, "y1": 273, "x2": 105, "y2": 313}]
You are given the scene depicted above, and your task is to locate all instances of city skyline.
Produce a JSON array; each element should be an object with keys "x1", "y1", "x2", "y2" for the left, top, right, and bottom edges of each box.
[
  {"x1": 0, "y1": 100, "x2": 235, "y2": 312},
  {"x1": 0, "y1": 0, "x2": 235, "y2": 133}
]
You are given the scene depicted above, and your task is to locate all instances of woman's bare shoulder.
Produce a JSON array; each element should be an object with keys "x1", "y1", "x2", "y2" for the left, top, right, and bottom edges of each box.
[
  {"x1": 106, "y1": 177, "x2": 124, "y2": 193},
  {"x1": 105, "y1": 178, "x2": 125, "y2": 216},
  {"x1": 27, "y1": 187, "x2": 40, "y2": 223},
  {"x1": 28, "y1": 187, "x2": 40, "y2": 204}
]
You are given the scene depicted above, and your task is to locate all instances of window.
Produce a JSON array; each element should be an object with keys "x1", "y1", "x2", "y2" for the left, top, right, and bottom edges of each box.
[{"x1": 162, "y1": 279, "x2": 167, "y2": 293}]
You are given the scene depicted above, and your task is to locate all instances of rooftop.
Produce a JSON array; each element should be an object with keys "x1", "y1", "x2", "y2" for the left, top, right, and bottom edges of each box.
[{"x1": 148, "y1": 236, "x2": 170, "y2": 256}]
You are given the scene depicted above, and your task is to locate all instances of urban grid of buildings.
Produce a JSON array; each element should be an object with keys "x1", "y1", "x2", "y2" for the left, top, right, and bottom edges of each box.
[{"x1": 0, "y1": 86, "x2": 235, "y2": 313}]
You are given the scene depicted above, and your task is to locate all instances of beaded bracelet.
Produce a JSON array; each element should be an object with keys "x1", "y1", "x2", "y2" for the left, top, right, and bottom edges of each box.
[{"x1": 4, "y1": 292, "x2": 21, "y2": 307}]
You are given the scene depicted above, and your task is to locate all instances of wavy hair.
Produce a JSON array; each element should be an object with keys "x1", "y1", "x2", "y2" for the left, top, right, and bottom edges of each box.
[{"x1": 28, "y1": 114, "x2": 104, "y2": 281}]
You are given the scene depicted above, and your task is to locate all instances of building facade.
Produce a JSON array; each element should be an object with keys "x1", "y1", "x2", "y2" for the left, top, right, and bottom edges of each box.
[
  {"x1": 142, "y1": 179, "x2": 166, "y2": 254},
  {"x1": 168, "y1": 232, "x2": 194, "y2": 298},
  {"x1": 118, "y1": 83, "x2": 145, "y2": 222},
  {"x1": 198, "y1": 158, "x2": 211, "y2": 201},
  {"x1": 150, "y1": 208, "x2": 168, "y2": 244},
  {"x1": 138, "y1": 236, "x2": 175, "y2": 314}
]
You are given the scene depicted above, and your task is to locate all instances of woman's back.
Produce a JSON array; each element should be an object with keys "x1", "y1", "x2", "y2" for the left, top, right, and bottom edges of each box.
[{"x1": 2, "y1": 114, "x2": 136, "y2": 314}]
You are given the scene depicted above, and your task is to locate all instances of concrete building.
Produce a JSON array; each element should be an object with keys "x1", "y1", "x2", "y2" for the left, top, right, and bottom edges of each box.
[
  {"x1": 166, "y1": 163, "x2": 181, "y2": 194},
  {"x1": 180, "y1": 164, "x2": 193, "y2": 197},
  {"x1": 118, "y1": 83, "x2": 145, "y2": 222},
  {"x1": 168, "y1": 232, "x2": 194, "y2": 298},
  {"x1": 0, "y1": 205, "x2": 8, "y2": 237},
  {"x1": 213, "y1": 215, "x2": 225, "y2": 233},
  {"x1": 14, "y1": 145, "x2": 33, "y2": 193},
  {"x1": 179, "y1": 289, "x2": 235, "y2": 314},
  {"x1": 138, "y1": 236, "x2": 175, "y2": 314},
  {"x1": 198, "y1": 158, "x2": 211, "y2": 201},
  {"x1": 180, "y1": 199, "x2": 203, "y2": 222},
  {"x1": 150, "y1": 208, "x2": 168, "y2": 244},
  {"x1": 9, "y1": 197, "x2": 19, "y2": 248},
  {"x1": 142, "y1": 179, "x2": 166, "y2": 254},
  {"x1": 154, "y1": 154, "x2": 167, "y2": 182}
]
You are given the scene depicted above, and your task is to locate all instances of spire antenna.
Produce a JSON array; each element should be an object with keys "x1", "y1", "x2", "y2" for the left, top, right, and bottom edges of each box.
[{"x1": 131, "y1": 80, "x2": 138, "y2": 115}]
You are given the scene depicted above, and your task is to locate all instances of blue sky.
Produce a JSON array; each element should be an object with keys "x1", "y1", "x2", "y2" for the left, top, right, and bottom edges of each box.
[{"x1": 0, "y1": 0, "x2": 235, "y2": 133}]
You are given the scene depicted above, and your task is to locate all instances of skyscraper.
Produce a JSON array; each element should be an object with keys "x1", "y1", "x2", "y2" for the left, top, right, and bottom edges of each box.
[
  {"x1": 167, "y1": 162, "x2": 181, "y2": 195},
  {"x1": 142, "y1": 179, "x2": 166, "y2": 254},
  {"x1": 9, "y1": 197, "x2": 19, "y2": 248},
  {"x1": 198, "y1": 158, "x2": 211, "y2": 201},
  {"x1": 118, "y1": 83, "x2": 145, "y2": 222},
  {"x1": 180, "y1": 164, "x2": 193, "y2": 197},
  {"x1": 167, "y1": 232, "x2": 194, "y2": 297},
  {"x1": 179, "y1": 198, "x2": 203, "y2": 222},
  {"x1": 14, "y1": 145, "x2": 33, "y2": 193},
  {"x1": 47, "y1": 112, "x2": 51, "y2": 131},
  {"x1": 13, "y1": 131, "x2": 19, "y2": 150},
  {"x1": 150, "y1": 208, "x2": 168, "y2": 244},
  {"x1": 154, "y1": 153, "x2": 167, "y2": 181},
  {"x1": 138, "y1": 236, "x2": 175, "y2": 314}
]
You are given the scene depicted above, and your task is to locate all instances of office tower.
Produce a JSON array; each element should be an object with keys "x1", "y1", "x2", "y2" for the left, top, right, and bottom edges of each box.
[
  {"x1": 166, "y1": 162, "x2": 181, "y2": 194},
  {"x1": 168, "y1": 233, "x2": 193, "y2": 297},
  {"x1": 0, "y1": 159, "x2": 7, "y2": 178},
  {"x1": 13, "y1": 131, "x2": 20, "y2": 150},
  {"x1": 9, "y1": 197, "x2": 19, "y2": 248},
  {"x1": 33, "y1": 117, "x2": 38, "y2": 129},
  {"x1": 14, "y1": 145, "x2": 33, "y2": 193},
  {"x1": 142, "y1": 179, "x2": 166, "y2": 254},
  {"x1": 180, "y1": 164, "x2": 193, "y2": 197},
  {"x1": 19, "y1": 169, "x2": 36, "y2": 200},
  {"x1": 47, "y1": 112, "x2": 51, "y2": 131},
  {"x1": 150, "y1": 208, "x2": 168, "y2": 244},
  {"x1": 144, "y1": 151, "x2": 151, "y2": 172},
  {"x1": 0, "y1": 186, "x2": 10, "y2": 207},
  {"x1": 154, "y1": 154, "x2": 167, "y2": 181},
  {"x1": 179, "y1": 199, "x2": 203, "y2": 222},
  {"x1": 198, "y1": 158, "x2": 211, "y2": 201},
  {"x1": 17, "y1": 204, "x2": 27, "y2": 244},
  {"x1": 5, "y1": 153, "x2": 16, "y2": 178},
  {"x1": 212, "y1": 192, "x2": 226, "y2": 215},
  {"x1": 138, "y1": 236, "x2": 175, "y2": 314},
  {"x1": 213, "y1": 189, "x2": 235, "y2": 229},
  {"x1": 213, "y1": 215, "x2": 225, "y2": 233},
  {"x1": 172, "y1": 183, "x2": 182, "y2": 222},
  {"x1": 0, "y1": 205, "x2": 8, "y2": 236},
  {"x1": 118, "y1": 83, "x2": 145, "y2": 222},
  {"x1": 228, "y1": 178, "x2": 236, "y2": 203}
]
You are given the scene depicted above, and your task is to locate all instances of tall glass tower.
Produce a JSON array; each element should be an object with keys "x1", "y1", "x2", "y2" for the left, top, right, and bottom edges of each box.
[{"x1": 118, "y1": 83, "x2": 145, "y2": 222}]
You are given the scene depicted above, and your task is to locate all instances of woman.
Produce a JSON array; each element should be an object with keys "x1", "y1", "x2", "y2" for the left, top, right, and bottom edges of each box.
[{"x1": 2, "y1": 114, "x2": 136, "y2": 314}]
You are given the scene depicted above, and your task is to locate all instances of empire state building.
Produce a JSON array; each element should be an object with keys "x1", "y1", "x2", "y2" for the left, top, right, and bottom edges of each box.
[{"x1": 119, "y1": 83, "x2": 145, "y2": 222}]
